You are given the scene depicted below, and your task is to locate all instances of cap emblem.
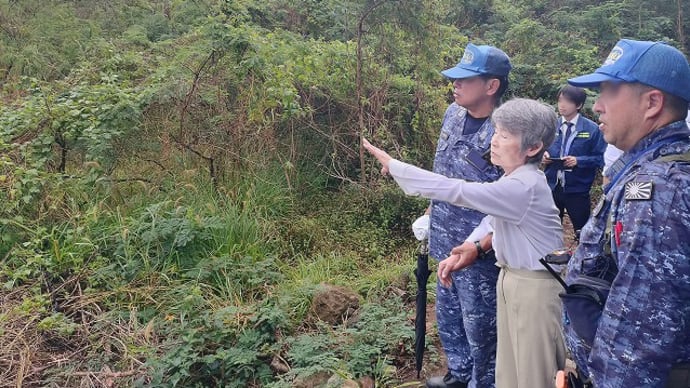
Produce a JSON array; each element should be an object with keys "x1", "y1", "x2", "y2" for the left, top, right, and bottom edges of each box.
[
  {"x1": 604, "y1": 46, "x2": 624, "y2": 66},
  {"x1": 461, "y1": 50, "x2": 475, "y2": 64}
]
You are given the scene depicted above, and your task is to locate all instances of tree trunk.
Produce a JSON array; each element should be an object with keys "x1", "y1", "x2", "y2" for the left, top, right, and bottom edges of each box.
[
  {"x1": 356, "y1": 0, "x2": 391, "y2": 183},
  {"x1": 356, "y1": 15, "x2": 366, "y2": 182},
  {"x1": 677, "y1": 0, "x2": 685, "y2": 53}
]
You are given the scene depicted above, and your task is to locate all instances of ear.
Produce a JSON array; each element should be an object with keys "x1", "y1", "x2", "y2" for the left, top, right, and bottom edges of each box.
[
  {"x1": 485, "y1": 78, "x2": 501, "y2": 96},
  {"x1": 643, "y1": 89, "x2": 664, "y2": 119},
  {"x1": 526, "y1": 141, "x2": 543, "y2": 158}
]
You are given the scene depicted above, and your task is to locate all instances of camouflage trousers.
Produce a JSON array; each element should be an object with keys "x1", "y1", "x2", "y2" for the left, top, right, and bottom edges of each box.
[{"x1": 436, "y1": 258, "x2": 500, "y2": 388}]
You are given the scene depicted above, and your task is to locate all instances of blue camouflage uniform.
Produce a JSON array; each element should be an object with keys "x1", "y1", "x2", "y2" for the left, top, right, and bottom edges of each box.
[
  {"x1": 565, "y1": 120, "x2": 690, "y2": 387},
  {"x1": 431, "y1": 102, "x2": 502, "y2": 387}
]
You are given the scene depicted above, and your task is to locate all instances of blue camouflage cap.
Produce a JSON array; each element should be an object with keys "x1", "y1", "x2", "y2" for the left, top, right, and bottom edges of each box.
[
  {"x1": 568, "y1": 39, "x2": 690, "y2": 102},
  {"x1": 441, "y1": 43, "x2": 512, "y2": 79}
]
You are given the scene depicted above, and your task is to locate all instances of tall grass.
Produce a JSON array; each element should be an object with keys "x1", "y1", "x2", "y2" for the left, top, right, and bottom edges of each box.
[{"x1": 0, "y1": 153, "x2": 432, "y2": 387}]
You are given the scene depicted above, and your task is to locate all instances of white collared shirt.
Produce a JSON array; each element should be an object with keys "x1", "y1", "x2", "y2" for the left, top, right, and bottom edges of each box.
[
  {"x1": 389, "y1": 159, "x2": 563, "y2": 270},
  {"x1": 560, "y1": 114, "x2": 579, "y2": 138},
  {"x1": 603, "y1": 144, "x2": 624, "y2": 176},
  {"x1": 558, "y1": 114, "x2": 580, "y2": 185}
]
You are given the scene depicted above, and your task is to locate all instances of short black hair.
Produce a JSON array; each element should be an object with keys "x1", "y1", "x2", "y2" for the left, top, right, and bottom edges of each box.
[
  {"x1": 666, "y1": 93, "x2": 689, "y2": 121},
  {"x1": 558, "y1": 85, "x2": 587, "y2": 110}
]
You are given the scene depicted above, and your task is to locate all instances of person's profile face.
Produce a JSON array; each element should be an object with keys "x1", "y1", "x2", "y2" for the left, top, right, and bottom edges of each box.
[
  {"x1": 593, "y1": 82, "x2": 644, "y2": 151},
  {"x1": 490, "y1": 124, "x2": 527, "y2": 175},
  {"x1": 452, "y1": 76, "x2": 490, "y2": 108}
]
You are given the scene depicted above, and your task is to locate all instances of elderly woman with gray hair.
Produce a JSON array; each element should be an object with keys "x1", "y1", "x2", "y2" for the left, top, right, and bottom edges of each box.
[{"x1": 363, "y1": 98, "x2": 566, "y2": 388}]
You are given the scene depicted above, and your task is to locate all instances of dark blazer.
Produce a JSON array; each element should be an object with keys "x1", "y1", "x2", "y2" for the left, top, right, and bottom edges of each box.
[{"x1": 545, "y1": 115, "x2": 607, "y2": 194}]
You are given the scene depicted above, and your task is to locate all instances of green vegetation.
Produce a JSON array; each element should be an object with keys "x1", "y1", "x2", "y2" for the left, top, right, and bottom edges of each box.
[{"x1": 1, "y1": 0, "x2": 687, "y2": 386}]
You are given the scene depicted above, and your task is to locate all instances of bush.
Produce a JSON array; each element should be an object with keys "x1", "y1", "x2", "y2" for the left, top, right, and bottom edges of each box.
[{"x1": 145, "y1": 301, "x2": 287, "y2": 387}]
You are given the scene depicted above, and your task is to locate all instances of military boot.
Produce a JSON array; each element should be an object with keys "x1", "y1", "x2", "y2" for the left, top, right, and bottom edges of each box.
[{"x1": 425, "y1": 372, "x2": 468, "y2": 388}]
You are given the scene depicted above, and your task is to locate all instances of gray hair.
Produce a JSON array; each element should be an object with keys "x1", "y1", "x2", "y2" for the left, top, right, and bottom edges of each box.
[{"x1": 491, "y1": 98, "x2": 557, "y2": 164}]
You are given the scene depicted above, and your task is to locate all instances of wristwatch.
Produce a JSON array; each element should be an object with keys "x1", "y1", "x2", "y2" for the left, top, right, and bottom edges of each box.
[
  {"x1": 474, "y1": 240, "x2": 485, "y2": 257},
  {"x1": 474, "y1": 240, "x2": 494, "y2": 259}
]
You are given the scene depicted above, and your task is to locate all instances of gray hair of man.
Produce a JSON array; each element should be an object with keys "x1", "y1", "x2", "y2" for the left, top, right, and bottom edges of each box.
[{"x1": 491, "y1": 98, "x2": 557, "y2": 164}]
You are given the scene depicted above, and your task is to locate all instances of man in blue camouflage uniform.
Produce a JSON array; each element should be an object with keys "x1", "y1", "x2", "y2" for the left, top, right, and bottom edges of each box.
[
  {"x1": 564, "y1": 39, "x2": 690, "y2": 387},
  {"x1": 425, "y1": 43, "x2": 511, "y2": 388}
]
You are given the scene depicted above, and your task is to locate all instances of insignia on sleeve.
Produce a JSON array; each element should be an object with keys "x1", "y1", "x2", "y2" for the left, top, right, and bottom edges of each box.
[{"x1": 624, "y1": 181, "x2": 653, "y2": 200}]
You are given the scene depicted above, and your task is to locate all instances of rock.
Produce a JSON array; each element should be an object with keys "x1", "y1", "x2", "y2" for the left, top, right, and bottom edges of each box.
[
  {"x1": 342, "y1": 380, "x2": 359, "y2": 388},
  {"x1": 293, "y1": 371, "x2": 331, "y2": 388},
  {"x1": 326, "y1": 374, "x2": 359, "y2": 388},
  {"x1": 310, "y1": 283, "x2": 360, "y2": 325},
  {"x1": 270, "y1": 355, "x2": 290, "y2": 374},
  {"x1": 358, "y1": 376, "x2": 375, "y2": 388}
]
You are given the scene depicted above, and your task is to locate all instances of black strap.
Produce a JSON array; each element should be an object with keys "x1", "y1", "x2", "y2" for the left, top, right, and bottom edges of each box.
[{"x1": 657, "y1": 150, "x2": 690, "y2": 163}]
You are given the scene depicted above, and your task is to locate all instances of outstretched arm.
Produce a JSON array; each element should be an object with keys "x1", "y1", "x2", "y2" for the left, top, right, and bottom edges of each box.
[
  {"x1": 362, "y1": 138, "x2": 392, "y2": 175},
  {"x1": 363, "y1": 138, "x2": 531, "y2": 223}
]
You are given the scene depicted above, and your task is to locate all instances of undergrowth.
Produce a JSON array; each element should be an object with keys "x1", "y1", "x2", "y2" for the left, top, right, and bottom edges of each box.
[{"x1": 0, "y1": 164, "x2": 432, "y2": 387}]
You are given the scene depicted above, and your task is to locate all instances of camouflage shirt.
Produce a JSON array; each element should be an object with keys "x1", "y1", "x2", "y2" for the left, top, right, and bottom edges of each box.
[
  {"x1": 429, "y1": 103, "x2": 501, "y2": 260},
  {"x1": 566, "y1": 120, "x2": 690, "y2": 387}
]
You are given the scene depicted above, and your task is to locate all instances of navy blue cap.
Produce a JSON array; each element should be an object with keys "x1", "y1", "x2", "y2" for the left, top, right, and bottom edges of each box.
[
  {"x1": 569, "y1": 39, "x2": 690, "y2": 102},
  {"x1": 441, "y1": 43, "x2": 512, "y2": 79}
]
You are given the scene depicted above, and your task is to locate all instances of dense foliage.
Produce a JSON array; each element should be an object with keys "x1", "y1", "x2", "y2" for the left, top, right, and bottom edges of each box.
[{"x1": 1, "y1": 0, "x2": 687, "y2": 386}]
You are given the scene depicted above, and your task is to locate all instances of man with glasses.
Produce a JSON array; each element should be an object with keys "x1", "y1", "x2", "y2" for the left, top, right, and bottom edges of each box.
[
  {"x1": 422, "y1": 43, "x2": 511, "y2": 388},
  {"x1": 564, "y1": 39, "x2": 690, "y2": 387}
]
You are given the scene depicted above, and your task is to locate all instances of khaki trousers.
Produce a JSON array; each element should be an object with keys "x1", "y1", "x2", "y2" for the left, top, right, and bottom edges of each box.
[{"x1": 496, "y1": 266, "x2": 566, "y2": 388}]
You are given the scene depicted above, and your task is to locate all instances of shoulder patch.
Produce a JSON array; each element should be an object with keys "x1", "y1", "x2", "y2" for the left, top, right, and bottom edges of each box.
[{"x1": 624, "y1": 181, "x2": 653, "y2": 200}]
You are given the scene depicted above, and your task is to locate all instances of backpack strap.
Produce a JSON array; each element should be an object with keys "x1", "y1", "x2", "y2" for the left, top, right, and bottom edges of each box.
[{"x1": 657, "y1": 150, "x2": 690, "y2": 163}]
